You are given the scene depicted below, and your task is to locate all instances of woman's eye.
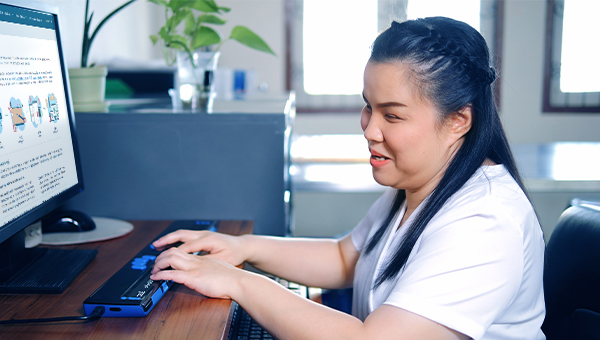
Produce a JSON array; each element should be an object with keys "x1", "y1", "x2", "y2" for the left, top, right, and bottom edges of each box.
[{"x1": 385, "y1": 114, "x2": 401, "y2": 120}]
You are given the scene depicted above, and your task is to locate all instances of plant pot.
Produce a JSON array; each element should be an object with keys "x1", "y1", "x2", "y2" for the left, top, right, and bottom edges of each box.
[
  {"x1": 175, "y1": 51, "x2": 220, "y2": 112},
  {"x1": 68, "y1": 66, "x2": 109, "y2": 112}
]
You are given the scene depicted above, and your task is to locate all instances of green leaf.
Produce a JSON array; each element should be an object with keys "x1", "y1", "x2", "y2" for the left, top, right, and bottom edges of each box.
[
  {"x1": 148, "y1": 0, "x2": 167, "y2": 6},
  {"x1": 230, "y1": 26, "x2": 275, "y2": 55},
  {"x1": 158, "y1": 26, "x2": 170, "y2": 41},
  {"x1": 183, "y1": 11, "x2": 196, "y2": 35},
  {"x1": 197, "y1": 14, "x2": 226, "y2": 25},
  {"x1": 197, "y1": 0, "x2": 219, "y2": 12},
  {"x1": 191, "y1": 25, "x2": 221, "y2": 50},
  {"x1": 168, "y1": 0, "x2": 195, "y2": 11},
  {"x1": 218, "y1": 6, "x2": 230, "y2": 13},
  {"x1": 150, "y1": 34, "x2": 159, "y2": 45},
  {"x1": 167, "y1": 8, "x2": 190, "y2": 31},
  {"x1": 166, "y1": 34, "x2": 189, "y2": 50}
]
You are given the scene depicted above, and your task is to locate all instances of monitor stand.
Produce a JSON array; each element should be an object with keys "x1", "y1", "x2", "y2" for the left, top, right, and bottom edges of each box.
[{"x1": 40, "y1": 217, "x2": 134, "y2": 245}]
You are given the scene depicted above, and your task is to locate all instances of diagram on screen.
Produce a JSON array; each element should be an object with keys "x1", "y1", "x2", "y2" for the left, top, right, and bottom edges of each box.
[
  {"x1": 29, "y1": 95, "x2": 43, "y2": 127},
  {"x1": 9, "y1": 97, "x2": 26, "y2": 132},
  {"x1": 46, "y1": 93, "x2": 59, "y2": 123}
]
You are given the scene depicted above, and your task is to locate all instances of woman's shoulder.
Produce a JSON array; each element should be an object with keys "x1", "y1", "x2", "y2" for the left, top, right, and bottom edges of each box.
[
  {"x1": 454, "y1": 165, "x2": 525, "y2": 205},
  {"x1": 432, "y1": 165, "x2": 537, "y2": 235}
]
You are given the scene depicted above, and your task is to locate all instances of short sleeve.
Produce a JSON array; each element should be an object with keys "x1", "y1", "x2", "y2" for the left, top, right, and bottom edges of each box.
[{"x1": 383, "y1": 197, "x2": 524, "y2": 339}]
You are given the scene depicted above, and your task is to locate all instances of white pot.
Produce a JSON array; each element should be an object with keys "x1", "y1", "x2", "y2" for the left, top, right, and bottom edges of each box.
[{"x1": 68, "y1": 66, "x2": 108, "y2": 107}]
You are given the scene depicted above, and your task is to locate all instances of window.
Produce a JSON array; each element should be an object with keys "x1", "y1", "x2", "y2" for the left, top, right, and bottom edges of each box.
[
  {"x1": 288, "y1": 0, "x2": 503, "y2": 112},
  {"x1": 543, "y1": 0, "x2": 600, "y2": 112},
  {"x1": 303, "y1": 0, "x2": 378, "y2": 96}
]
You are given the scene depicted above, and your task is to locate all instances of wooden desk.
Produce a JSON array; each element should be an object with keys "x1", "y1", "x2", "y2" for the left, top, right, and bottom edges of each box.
[{"x1": 0, "y1": 220, "x2": 252, "y2": 340}]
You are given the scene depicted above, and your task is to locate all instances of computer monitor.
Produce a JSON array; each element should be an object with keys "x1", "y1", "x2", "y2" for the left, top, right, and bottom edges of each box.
[{"x1": 0, "y1": 0, "x2": 92, "y2": 293}]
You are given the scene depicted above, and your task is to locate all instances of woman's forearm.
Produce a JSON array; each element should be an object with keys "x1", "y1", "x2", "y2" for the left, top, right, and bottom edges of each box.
[
  {"x1": 239, "y1": 234, "x2": 358, "y2": 289},
  {"x1": 233, "y1": 270, "x2": 364, "y2": 340}
]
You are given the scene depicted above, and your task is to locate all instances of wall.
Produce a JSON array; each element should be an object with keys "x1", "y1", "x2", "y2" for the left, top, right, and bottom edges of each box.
[
  {"x1": 36, "y1": 0, "x2": 286, "y2": 94},
  {"x1": 500, "y1": 0, "x2": 600, "y2": 143},
  {"x1": 35, "y1": 0, "x2": 163, "y2": 68},
  {"x1": 36, "y1": 0, "x2": 600, "y2": 141},
  {"x1": 499, "y1": 0, "x2": 600, "y2": 238}
]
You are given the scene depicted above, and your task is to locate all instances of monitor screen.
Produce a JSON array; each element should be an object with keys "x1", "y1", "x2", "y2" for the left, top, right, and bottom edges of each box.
[{"x1": 0, "y1": 0, "x2": 87, "y2": 292}]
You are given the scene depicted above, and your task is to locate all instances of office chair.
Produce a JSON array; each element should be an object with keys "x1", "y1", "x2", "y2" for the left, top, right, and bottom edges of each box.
[{"x1": 543, "y1": 199, "x2": 600, "y2": 340}]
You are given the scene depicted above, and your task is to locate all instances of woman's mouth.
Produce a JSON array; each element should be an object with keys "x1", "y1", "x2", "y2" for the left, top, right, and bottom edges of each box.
[
  {"x1": 372, "y1": 155, "x2": 388, "y2": 161},
  {"x1": 369, "y1": 150, "x2": 391, "y2": 167}
]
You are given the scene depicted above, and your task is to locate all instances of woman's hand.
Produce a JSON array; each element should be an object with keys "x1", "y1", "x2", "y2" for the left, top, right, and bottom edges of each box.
[
  {"x1": 152, "y1": 230, "x2": 248, "y2": 267},
  {"x1": 150, "y1": 247, "x2": 243, "y2": 299}
]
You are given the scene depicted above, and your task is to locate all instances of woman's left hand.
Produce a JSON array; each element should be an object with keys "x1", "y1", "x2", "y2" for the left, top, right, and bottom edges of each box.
[{"x1": 150, "y1": 247, "x2": 242, "y2": 299}]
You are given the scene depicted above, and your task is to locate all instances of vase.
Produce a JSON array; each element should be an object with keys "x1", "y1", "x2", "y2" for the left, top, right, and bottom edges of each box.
[
  {"x1": 175, "y1": 51, "x2": 220, "y2": 112},
  {"x1": 68, "y1": 66, "x2": 109, "y2": 112}
]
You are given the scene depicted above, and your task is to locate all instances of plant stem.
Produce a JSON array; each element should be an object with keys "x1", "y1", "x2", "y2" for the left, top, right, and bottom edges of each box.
[
  {"x1": 81, "y1": 0, "x2": 137, "y2": 68},
  {"x1": 200, "y1": 38, "x2": 228, "y2": 70},
  {"x1": 81, "y1": 0, "x2": 90, "y2": 67}
]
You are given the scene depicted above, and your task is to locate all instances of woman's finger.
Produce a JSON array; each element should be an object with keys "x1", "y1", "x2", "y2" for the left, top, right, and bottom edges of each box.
[{"x1": 151, "y1": 248, "x2": 189, "y2": 273}]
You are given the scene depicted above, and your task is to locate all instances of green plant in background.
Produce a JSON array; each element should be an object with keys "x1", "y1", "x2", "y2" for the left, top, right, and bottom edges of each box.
[
  {"x1": 80, "y1": 0, "x2": 137, "y2": 68},
  {"x1": 149, "y1": 0, "x2": 276, "y2": 68}
]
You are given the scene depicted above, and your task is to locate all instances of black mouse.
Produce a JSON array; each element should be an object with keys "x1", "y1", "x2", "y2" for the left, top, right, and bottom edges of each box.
[{"x1": 41, "y1": 210, "x2": 96, "y2": 233}]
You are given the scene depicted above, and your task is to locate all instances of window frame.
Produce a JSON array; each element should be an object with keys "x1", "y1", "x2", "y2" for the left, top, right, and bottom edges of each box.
[
  {"x1": 285, "y1": 0, "x2": 505, "y2": 114},
  {"x1": 542, "y1": 0, "x2": 600, "y2": 113}
]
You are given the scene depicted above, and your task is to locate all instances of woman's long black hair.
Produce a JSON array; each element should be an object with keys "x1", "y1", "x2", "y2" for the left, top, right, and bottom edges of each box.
[{"x1": 364, "y1": 17, "x2": 528, "y2": 289}]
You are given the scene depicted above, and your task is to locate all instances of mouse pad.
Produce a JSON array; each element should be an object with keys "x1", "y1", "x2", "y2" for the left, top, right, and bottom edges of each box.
[{"x1": 41, "y1": 217, "x2": 134, "y2": 245}]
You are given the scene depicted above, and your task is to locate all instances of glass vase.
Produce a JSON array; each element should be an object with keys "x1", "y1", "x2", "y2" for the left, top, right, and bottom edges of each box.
[{"x1": 175, "y1": 51, "x2": 220, "y2": 112}]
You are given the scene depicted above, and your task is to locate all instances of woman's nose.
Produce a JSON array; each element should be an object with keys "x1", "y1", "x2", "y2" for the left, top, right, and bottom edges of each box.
[{"x1": 363, "y1": 113, "x2": 383, "y2": 142}]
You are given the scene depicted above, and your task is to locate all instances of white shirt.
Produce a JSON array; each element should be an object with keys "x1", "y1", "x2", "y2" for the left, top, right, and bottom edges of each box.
[{"x1": 351, "y1": 165, "x2": 546, "y2": 340}]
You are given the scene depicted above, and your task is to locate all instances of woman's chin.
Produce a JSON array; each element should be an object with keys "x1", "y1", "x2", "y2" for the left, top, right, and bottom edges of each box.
[{"x1": 372, "y1": 172, "x2": 395, "y2": 188}]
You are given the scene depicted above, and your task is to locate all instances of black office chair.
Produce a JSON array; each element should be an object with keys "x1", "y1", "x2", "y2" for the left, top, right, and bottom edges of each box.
[{"x1": 543, "y1": 200, "x2": 600, "y2": 340}]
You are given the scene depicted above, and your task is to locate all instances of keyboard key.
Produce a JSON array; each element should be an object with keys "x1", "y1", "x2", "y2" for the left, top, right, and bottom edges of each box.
[{"x1": 228, "y1": 277, "x2": 307, "y2": 340}]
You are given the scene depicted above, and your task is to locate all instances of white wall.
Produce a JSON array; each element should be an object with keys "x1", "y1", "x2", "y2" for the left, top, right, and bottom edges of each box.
[
  {"x1": 216, "y1": 0, "x2": 286, "y2": 94},
  {"x1": 498, "y1": 0, "x2": 600, "y2": 239},
  {"x1": 35, "y1": 0, "x2": 163, "y2": 68},
  {"x1": 500, "y1": 0, "x2": 600, "y2": 144},
  {"x1": 36, "y1": 0, "x2": 285, "y2": 92},
  {"x1": 38, "y1": 0, "x2": 600, "y2": 139}
]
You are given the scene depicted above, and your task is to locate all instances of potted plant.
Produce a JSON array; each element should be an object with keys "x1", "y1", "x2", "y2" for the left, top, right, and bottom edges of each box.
[
  {"x1": 68, "y1": 0, "x2": 136, "y2": 112},
  {"x1": 148, "y1": 0, "x2": 275, "y2": 110}
]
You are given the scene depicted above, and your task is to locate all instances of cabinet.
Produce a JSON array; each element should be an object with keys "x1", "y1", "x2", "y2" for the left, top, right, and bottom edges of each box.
[{"x1": 65, "y1": 94, "x2": 294, "y2": 236}]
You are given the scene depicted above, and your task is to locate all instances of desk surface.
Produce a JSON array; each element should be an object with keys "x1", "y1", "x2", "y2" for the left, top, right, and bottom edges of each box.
[{"x1": 0, "y1": 220, "x2": 252, "y2": 340}]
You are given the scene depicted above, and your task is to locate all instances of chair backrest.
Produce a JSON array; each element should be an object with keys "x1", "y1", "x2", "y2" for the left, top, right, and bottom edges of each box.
[{"x1": 543, "y1": 201, "x2": 600, "y2": 339}]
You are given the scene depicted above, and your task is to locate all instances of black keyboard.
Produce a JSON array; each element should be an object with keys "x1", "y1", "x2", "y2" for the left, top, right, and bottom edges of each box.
[
  {"x1": 0, "y1": 248, "x2": 97, "y2": 294},
  {"x1": 228, "y1": 277, "x2": 307, "y2": 340},
  {"x1": 83, "y1": 220, "x2": 217, "y2": 317}
]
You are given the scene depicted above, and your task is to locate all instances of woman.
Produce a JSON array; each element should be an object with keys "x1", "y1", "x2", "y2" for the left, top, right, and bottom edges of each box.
[{"x1": 151, "y1": 17, "x2": 546, "y2": 340}]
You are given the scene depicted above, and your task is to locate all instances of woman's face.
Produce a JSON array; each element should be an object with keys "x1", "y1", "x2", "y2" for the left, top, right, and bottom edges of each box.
[{"x1": 361, "y1": 61, "x2": 465, "y2": 193}]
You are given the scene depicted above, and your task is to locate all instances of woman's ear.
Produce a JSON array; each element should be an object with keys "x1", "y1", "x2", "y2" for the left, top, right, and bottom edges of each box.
[{"x1": 449, "y1": 105, "x2": 473, "y2": 139}]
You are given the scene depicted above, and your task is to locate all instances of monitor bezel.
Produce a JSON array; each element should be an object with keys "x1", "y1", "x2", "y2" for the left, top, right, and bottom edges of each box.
[{"x1": 0, "y1": 0, "x2": 85, "y2": 245}]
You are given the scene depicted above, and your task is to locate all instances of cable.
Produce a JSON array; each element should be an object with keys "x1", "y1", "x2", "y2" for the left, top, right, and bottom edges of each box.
[{"x1": 0, "y1": 306, "x2": 105, "y2": 325}]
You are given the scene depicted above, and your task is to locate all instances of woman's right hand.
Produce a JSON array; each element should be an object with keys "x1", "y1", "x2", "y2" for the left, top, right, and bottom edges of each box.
[{"x1": 152, "y1": 230, "x2": 248, "y2": 267}]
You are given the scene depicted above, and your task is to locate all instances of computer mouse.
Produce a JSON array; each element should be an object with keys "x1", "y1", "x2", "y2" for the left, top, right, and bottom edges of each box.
[{"x1": 41, "y1": 210, "x2": 96, "y2": 233}]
